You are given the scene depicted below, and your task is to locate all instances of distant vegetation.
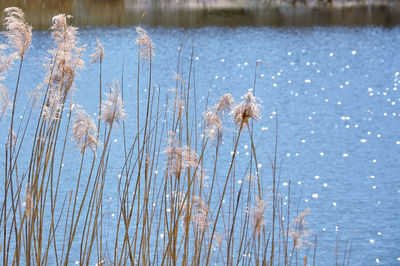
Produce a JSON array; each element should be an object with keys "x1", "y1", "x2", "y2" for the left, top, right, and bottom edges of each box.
[{"x1": 0, "y1": 0, "x2": 399, "y2": 28}]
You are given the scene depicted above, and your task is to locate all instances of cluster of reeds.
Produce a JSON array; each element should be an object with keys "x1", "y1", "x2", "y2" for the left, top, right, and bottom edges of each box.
[{"x1": 0, "y1": 7, "x2": 326, "y2": 265}]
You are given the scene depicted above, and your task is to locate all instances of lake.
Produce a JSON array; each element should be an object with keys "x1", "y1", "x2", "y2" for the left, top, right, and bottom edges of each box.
[{"x1": 1, "y1": 25, "x2": 400, "y2": 265}]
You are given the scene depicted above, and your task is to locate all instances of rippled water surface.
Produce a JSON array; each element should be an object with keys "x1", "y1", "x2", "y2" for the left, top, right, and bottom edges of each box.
[{"x1": 2, "y1": 26, "x2": 400, "y2": 264}]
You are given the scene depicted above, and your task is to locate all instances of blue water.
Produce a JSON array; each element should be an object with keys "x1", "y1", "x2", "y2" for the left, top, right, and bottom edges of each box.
[{"x1": 2, "y1": 26, "x2": 400, "y2": 265}]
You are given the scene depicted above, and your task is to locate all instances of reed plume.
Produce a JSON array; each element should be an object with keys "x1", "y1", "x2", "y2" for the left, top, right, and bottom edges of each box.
[
  {"x1": 182, "y1": 146, "x2": 198, "y2": 168},
  {"x1": 192, "y1": 196, "x2": 210, "y2": 232},
  {"x1": 214, "y1": 233, "x2": 224, "y2": 249},
  {"x1": 174, "y1": 72, "x2": 185, "y2": 87},
  {"x1": 165, "y1": 130, "x2": 198, "y2": 177},
  {"x1": 24, "y1": 184, "x2": 32, "y2": 218},
  {"x1": 245, "y1": 173, "x2": 257, "y2": 184},
  {"x1": 165, "y1": 132, "x2": 184, "y2": 176},
  {"x1": 47, "y1": 14, "x2": 84, "y2": 94},
  {"x1": 203, "y1": 110, "x2": 222, "y2": 141},
  {"x1": 90, "y1": 39, "x2": 105, "y2": 65},
  {"x1": 248, "y1": 197, "x2": 268, "y2": 236},
  {"x1": 135, "y1": 26, "x2": 154, "y2": 64},
  {"x1": 231, "y1": 91, "x2": 261, "y2": 125},
  {"x1": 291, "y1": 207, "x2": 312, "y2": 249},
  {"x1": 215, "y1": 93, "x2": 234, "y2": 114},
  {"x1": 101, "y1": 80, "x2": 126, "y2": 124},
  {"x1": 72, "y1": 105, "x2": 99, "y2": 154},
  {"x1": 3, "y1": 7, "x2": 32, "y2": 59},
  {"x1": 0, "y1": 84, "x2": 11, "y2": 119},
  {"x1": 42, "y1": 89, "x2": 62, "y2": 121},
  {"x1": 0, "y1": 44, "x2": 15, "y2": 79},
  {"x1": 8, "y1": 130, "x2": 17, "y2": 147},
  {"x1": 203, "y1": 93, "x2": 234, "y2": 140}
]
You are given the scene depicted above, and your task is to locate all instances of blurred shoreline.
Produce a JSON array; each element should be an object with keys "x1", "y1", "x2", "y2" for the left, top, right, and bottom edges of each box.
[{"x1": 1, "y1": 0, "x2": 400, "y2": 29}]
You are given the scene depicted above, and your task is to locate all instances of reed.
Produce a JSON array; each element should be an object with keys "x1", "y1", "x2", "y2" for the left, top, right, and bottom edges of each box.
[{"x1": 0, "y1": 7, "x2": 350, "y2": 266}]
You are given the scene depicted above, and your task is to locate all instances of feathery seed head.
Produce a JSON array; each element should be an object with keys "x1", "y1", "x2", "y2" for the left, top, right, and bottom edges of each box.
[
  {"x1": 165, "y1": 144, "x2": 183, "y2": 176},
  {"x1": 51, "y1": 62, "x2": 75, "y2": 93},
  {"x1": 90, "y1": 39, "x2": 105, "y2": 64},
  {"x1": 248, "y1": 198, "x2": 268, "y2": 236},
  {"x1": 192, "y1": 196, "x2": 210, "y2": 232},
  {"x1": 245, "y1": 173, "x2": 258, "y2": 184},
  {"x1": 42, "y1": 89, "x2": 62, "y2": 121},
  {"x1": 0, "y1": 45, "x2": 16, "y2": 120},
  {"x1": 135, "y1": 26, "x2": 154, "y2": 64},
  {"x1": 195, "y1": 167, "x2": 207, "y2": 184},
  {"x1": 216, "y1": 93, "x2": 234, "y2": 113},
  {"x1": 24, "y1": 184, "x2": 32, "y2": 218},
  {"x1": 294, "y1": 207, "x2": 310, "y2": 229},
  {"x1": 0, "y1": 44, "x2": 16, "y2": 81},
  {"x1": 0, "y1": 84, "x2": 11, "y2": 120},
  {"x1": 101, "y1": 80, "x2": 126, "y2": 124},
  {"x1": 165, "y1": 132, "x2": 197, "y2": 176},
  {"x1": 231, "y1": 92, "x2": 261, "y2": 126},
  {"x1": 214, "y1": 233, "x2": 224, "y2": 249},
  {"x1": 290, "y1": 207, "x2": 312, "y2": 249},
  {"x1": 176, "y1": 100, "x2": 184, "y2": 121},
  {"x1": 203, "y1": 110, "x2": 222, "y2": 139},
  {"x1": 72, "y1": 106, "x2": 99, "y2": 154},
  {"x1": 51, "y1": 14, "x2": 74, "y2": 45},
  {"x1": 4, "y1": 7, "x2": 32, "y2": 58},
  {"x1": 203, "y1": 110, "x2": 222, "y2": 132},
  {"x1": 165, "y1": 132, "x2": 180, "y2": 174},
  {"x1": 182, "y1": 146, "x2": 198, "y2": 168},
  {"x1": 9, "y1": 130, "x2": 17, "y2": 147},
  {"x1": 166, "y1": 131, "x2": 176, "y2": 146},
  {"x1": 145, "y1": 153, "x2": 152, "y2": 169},
  {"x1": 174, "y1": 72, "x2": 185, "y2": 87},
  {"x1": 202, "y1": 94, "x2": 235, "y2": 141},
  {"x1": 47, "y1": 14, "x2": 84, "y2": 94}
]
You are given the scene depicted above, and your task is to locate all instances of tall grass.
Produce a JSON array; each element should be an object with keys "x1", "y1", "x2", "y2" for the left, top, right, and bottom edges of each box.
[{"x1": 0, "y1": 7, "x2": 351, "y2": 266}]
